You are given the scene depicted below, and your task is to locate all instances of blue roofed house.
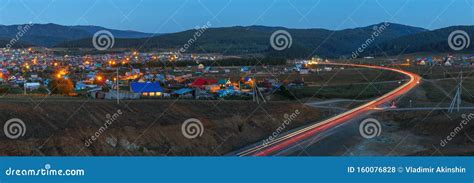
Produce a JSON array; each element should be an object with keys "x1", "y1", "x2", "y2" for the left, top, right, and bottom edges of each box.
[
  {"x1": 130, "y1": 82, "x2": 164, "y2": 97},
  {"x1": 241, "y1": 66, "x2": 250, "y2": 72},
  {"x1": 172, "y1": 88, "x2": 193, "y2": 95}
]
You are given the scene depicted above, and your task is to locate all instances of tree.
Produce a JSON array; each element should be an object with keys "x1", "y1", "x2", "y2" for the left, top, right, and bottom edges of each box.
[
  {"x1": 49, "y1": 78, "x2": 74, "y2": 95},
  {"x1": 276, "y1": 85, "x2": 296, "y2": 100}
]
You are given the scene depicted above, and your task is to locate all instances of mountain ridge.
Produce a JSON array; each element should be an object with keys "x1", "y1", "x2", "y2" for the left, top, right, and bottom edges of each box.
[
  {"x1": 56, "y1": 22, "x2": 431, "y2": 58},
  {"x1": 1, "y1": 22, "x2": 472, "y2": 58},
  {"x1": 0, "y1": 23, "x2": 153, "y2": 47}
]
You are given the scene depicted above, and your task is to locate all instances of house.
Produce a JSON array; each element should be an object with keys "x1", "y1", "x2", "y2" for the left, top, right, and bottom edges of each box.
[
  {"x1": 172, "y1": 88, "x2": 194, "y2": 98},
  {"x1": 88, "y1": 87, "x2": 105, "y2": 99},
  {"x1": 30, "y1": 74, "x2": 39, "y2": 80},
  {"x1": 204, "y1": 66, "x2": 211, "y2": 73},
  {"x1": 418, "y1": 60, "x2": 426, "y2": 66},
  {"x1": 299, "y1": 69, "x2": 309, "y2": 74},
  {"x1": 130, "y1": 82, "x2": 164, "y2": 97},
  {"x1": 75, "y1": 81, "x2": 98, "y2": 91},
  {"x1": 12, "y1": 75, "x2": 25, "y2": 84},
  {"x1": 198, "y1": 64, "x2": 205, "y2": 69},
  {"x1": 217, "y1": 86, "x2": 239, "y2": 97},
  {"x1": 174, "y1": 74, "x2": 192, "y2": 83},
  {"x1": 218, "y1": 79, "x2": 231, "y2": 87},
  {"x1": 24, "y1": 82, "x2": 41, "y2": 91},
  {"x1": 323, "y1": 67, "x2": 333, "y2": 71},
  {"x1": 190, "y1": 78, "x2": 217, "y2": 88},
  {"x1": 293, "y1": 64, "x2": 303, "y2": 71},
  {"x1": 155, "y1": 74, "x2": 165, "y2": 82},
  {"x1": 444, "y1": 61, "x2": 452, "y2": 66},
  {"x1": 194, "y1": 88, "x2": 214, "y2": 99},
  {"x1": 206, "y1": 85, "x2": 221, "y2": 93},
  {"x1": 105, "y1": 91, "x2": 140, "y2": 100}
]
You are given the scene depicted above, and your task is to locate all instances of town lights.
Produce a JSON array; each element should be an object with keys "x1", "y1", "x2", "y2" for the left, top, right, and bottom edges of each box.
[
  {"x1": 169, "y1": 55, "x2": 177, "y2": 62},
  {"x1": 59, "y1": 70, "x2": 67, "y2": 75},
  {"x1": 55, "y1": 69, "x2": 68, "y2": 79},
  {"x1": 108, "y1": 60, "x2": 116, "y2": 66}
]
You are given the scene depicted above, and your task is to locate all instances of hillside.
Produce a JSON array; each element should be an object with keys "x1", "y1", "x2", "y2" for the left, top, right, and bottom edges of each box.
[
  {"x1": 4, "y1": 23, "x2": 472, "y2": 58},
  {"x1": 0, "y1": 23, "x2": 153, "y2": 47},
  {"x1": 0, "y1": 39, "x2": 34, "y2": 48},
  {"x1": 57, "y1": 22, "x2": 428, "y2": 58},
  {"x1": 0, "y1": 99, "x2": 334, "y2": 156},
  {"x1": 366, "y1": 25, "x2": 474, "y2": 55}
]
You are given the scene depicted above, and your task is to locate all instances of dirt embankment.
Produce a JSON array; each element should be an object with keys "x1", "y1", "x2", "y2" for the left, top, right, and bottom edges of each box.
[
  {"x1": 333, "y1": 80, "x2": 474, "y2": 156},
  {"x1": 374, "y1": 111, "x2": 474, "y2": 156},
  {"x1": 0, "y1": 99, "x2": 335, "y2": 156}
]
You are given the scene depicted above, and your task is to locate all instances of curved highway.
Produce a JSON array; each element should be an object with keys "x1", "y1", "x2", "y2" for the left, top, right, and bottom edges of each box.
[{"x1": 236, "y1": 63, "x2": 421, "y2": 156}]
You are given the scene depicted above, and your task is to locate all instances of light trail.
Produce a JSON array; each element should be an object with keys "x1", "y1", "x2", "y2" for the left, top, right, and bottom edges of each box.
[{"x1": 236, "y1": 63, "x2": 421, "y2": 156}]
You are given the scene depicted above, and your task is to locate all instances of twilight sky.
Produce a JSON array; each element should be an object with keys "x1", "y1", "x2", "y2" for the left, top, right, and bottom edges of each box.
[{"x1": 0, "y1": 0, "x2": 472, "y2": 33}]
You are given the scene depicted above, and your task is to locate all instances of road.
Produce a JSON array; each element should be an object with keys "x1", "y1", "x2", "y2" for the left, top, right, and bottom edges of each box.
[
  {"x1": 384, "y1": 107, "x2": 474, "y2": 111},
  {"x1": 235, "y1": 63, "x2": 421, "y2": 156},
  {"x1": 306, "y1": 99, "x2": 368, "y2": 106}
]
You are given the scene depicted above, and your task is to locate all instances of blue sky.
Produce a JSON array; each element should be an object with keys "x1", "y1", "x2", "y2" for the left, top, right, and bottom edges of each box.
[{"x1": 0, "y1": 0, "x2": 472, "y2": 33}]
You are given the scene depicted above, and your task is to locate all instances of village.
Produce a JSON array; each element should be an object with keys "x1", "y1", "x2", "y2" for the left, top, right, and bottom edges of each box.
[
  {"x1": 403, "y1": 54, "x2": 474, "y2": 67},
  {"x1": 1, "y1": 47, "x2": 474, "y2": 101},
  {"x1": 0, "y1": 48, "x2": 293, "y2": 101}
]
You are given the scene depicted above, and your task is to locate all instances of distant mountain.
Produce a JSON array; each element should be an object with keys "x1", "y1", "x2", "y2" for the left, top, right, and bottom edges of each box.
[
  {"x1": 0, "y1": 23, "x2": 153, "y2": 47},
  {"x1": 71, "y1": 25, "x2": 154, "y2": 39},
  {"x1": 0, "y1": 38, "x2": 34, "y2": 48},
  {"x1": 57, "y1": 22, "x2": 429, "y2": 58},
  {"x1": 366, "y1": 25, "x2": 474, "y2": 56},
  {"x1": 6, "y1": 22, "x2": 469, "y2": 58}
]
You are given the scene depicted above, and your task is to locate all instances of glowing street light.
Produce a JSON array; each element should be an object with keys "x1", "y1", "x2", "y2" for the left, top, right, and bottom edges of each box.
[{"x1": 108, "y1": 60, "x2": 117, "y2": 66}]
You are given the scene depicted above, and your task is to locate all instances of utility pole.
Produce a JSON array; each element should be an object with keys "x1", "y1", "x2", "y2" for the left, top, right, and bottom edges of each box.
[
  {"x1": 116, "y1": 66, "x2": 119, "y2": 104},
  {"x1": 252, "y1": 77, "x2": 266, "y2": 104},
  {"x1": 448, "y1": 70, "x2": 462, "y2": 113}
]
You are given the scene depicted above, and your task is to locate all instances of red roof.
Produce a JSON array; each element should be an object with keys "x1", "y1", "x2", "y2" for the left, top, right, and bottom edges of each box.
[
  {"x1": 191, "y1": 78, "x2": 217, "y2": 87},
  {"x1": 207, "y1": 79, "x2": 217, "y2": 84}
]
